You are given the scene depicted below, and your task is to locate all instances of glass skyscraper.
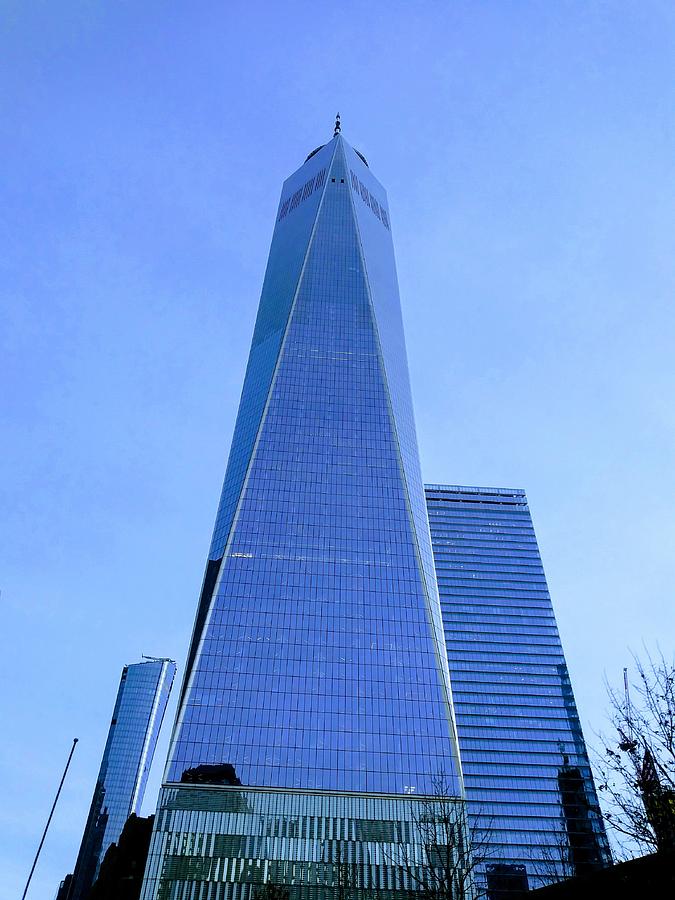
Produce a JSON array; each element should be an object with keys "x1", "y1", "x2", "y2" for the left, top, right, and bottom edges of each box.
[
  {"x1": 67, "y1": 657, "x2": 176, "y2": 900},
  {"x1": 140, "y1": 131, "x2": 466, "y2": 899},
  {"x1": 425, "y1": 485, "x2": 610, "y2": 892}
]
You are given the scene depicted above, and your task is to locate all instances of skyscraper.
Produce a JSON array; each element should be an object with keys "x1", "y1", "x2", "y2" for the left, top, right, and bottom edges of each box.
[
  {"x1": 140, "y1": 128, "x2": 466, "y2": 899},
  {"x1": 425, "y1": 485, "x2": 611, "y2": 891},
  {"x1": 67, "y1": 658, "x2": 176, "y2": 900}
]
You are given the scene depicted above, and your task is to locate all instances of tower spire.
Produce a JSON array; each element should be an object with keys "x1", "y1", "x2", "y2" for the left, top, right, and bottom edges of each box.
[{"x1": 333, "y1": 111, "x2": 341, "y2": 137}]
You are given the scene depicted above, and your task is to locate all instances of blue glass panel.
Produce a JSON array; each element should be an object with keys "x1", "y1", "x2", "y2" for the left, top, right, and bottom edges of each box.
[
  {"x1": 179, "y1": 143, "x2": 339, "y2": 710},
  {"x1": 208, "y1": 141, "x2": 337, "y2": 562},
  {"x1": 343, "y1": 143, "x2": 452, "y2": 734}
]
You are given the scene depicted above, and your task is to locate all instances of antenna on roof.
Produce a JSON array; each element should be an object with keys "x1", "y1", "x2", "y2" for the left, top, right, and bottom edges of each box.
[{"x1": 334, "y1": 112, "x2": 341, "y2": 137}]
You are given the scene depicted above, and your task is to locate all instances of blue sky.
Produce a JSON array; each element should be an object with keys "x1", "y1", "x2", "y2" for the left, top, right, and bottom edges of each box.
[{"x1": 2, "y1": 1, "x2": 674, "y2": 896}]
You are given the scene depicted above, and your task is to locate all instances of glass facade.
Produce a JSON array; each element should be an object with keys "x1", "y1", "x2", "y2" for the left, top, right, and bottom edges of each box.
[
  {"x1": 69, "y1": 658, "x2": 176, "y2": 900},
  {"x1": 141, "y1": 135, "x2": 465, "y2": 900},
  {"x1": 425, "y1": 485, "x2": 611, "y2": 890},
  {"x1": 144, "y1": 787, "x2": 466, "y2": 900}
]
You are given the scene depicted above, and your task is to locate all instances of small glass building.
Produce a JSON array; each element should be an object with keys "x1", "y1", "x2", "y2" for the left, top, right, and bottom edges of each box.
[{"x1": 68, "y1": 657, "x2": 176, "y2": 900}]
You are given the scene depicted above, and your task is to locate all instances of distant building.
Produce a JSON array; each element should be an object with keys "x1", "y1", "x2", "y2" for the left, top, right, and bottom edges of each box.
[
  {"x1": 425, "y1": 485, "x2": 611, "y2": 890},
  {"x1": 66, "y1": 658, "x2": 175, "y2": 900}
]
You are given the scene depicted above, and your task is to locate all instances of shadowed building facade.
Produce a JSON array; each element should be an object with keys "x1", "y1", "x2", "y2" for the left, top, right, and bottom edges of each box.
[
  {"x1": 67, "y1": 658, "x2": 176, "y2": 900},
  {"x1": 140, "y1": 130, "x2": 466, "y2": 899},
  {"x1": 425, "y1": 485, "x2": 611, "y2": 891}
]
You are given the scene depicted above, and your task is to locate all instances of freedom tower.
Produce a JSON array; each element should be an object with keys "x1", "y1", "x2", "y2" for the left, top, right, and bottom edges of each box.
[{"x1": 141, "y1": 122, "x2": 466, "y2": 899}]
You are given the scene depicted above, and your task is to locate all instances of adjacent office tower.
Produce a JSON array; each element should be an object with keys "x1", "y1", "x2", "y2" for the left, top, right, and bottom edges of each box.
[
  {"x1": 425, "y1": 485, "x2": 611, "y2": 891},
  {"x1": 141, "y1": 128, "x2": 466, "y2": 899},
  {"x1": 67, "y1": 658, "x2": 176, "y2": 900}
]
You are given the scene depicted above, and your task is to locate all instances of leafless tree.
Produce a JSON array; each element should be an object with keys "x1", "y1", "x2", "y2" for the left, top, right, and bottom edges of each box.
[
  {"x1": 594, "y1": 650, "x2": 675, "y2": 856},
  {"x1": 381, "y1": 775, "x2": 492, "y2": 900},
  {"x1": 525, "y1": 822, "x2": 574, "y2": 887}
]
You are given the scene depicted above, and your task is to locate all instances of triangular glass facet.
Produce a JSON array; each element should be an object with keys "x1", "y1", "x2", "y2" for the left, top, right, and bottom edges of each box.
[{"x1": 168, "y1": 139, "x2": 461, "y2": 796}]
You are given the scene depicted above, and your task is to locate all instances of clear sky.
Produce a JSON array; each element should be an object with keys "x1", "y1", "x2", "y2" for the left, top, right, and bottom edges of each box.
[{"x1": 2, "y1": 2, "x2": 674, "y2": 897}]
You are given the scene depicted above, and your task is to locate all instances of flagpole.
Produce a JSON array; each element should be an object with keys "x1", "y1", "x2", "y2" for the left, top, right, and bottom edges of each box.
[{"x1": 21, "y1": 737, "x2": 79, "y2": 900}]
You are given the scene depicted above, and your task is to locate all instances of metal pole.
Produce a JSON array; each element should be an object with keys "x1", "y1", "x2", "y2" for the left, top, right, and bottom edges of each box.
[{"x1": 21, "y1": 737, "x2": 79, "y2": 900}]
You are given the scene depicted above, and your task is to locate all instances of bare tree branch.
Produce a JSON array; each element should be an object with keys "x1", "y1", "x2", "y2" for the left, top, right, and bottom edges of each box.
[
  {"x1": 593, "y1": 650, "x2": 675, "y2": 856},
  {"x1": 378, "y1": 774, "x2": 488, "y2": 900}
]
